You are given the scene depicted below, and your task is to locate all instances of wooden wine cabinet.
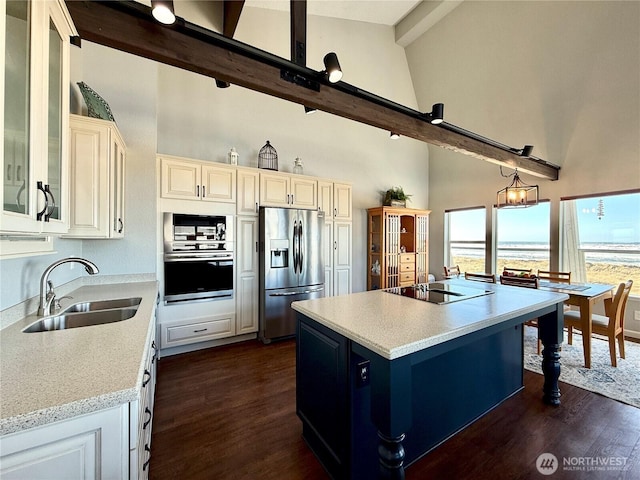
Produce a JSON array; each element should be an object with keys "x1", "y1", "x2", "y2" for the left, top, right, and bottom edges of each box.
[{"x1": 367, "y1": 206, "x2": 430, "y2": 290}]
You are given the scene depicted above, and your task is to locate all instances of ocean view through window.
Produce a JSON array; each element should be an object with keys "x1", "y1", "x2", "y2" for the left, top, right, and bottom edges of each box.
[
  {"x1": 561, "y1": 191, "x2": 639, "y2": 296},
  {"x1": 496, "y1": 201, "x2": 550, "y2": 274},
  {"x1": 445, "y1": 207, "x2": 486, "y2": 274}
]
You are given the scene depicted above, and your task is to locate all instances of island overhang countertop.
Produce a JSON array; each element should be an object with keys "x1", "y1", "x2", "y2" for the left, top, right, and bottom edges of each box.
[{"x1": 291, "y1": 280, "x2": 569, "y2": 360}]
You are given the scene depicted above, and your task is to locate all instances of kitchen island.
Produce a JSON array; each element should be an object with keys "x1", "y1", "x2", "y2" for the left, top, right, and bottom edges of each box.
[{"x1": 291, "y1": 280, "x2": 568, "y2": 479}]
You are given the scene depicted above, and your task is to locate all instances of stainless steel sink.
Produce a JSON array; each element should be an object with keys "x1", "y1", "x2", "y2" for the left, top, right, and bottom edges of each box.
[
  {"x1": 23, "y1": 308, "x2": 139, "y2": 333},
  {"x1": 62, "y1": 297, "x2": 142, "y2": 313}
]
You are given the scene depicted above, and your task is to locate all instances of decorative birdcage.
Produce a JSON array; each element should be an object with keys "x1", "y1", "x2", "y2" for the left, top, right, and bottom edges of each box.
[{"x1": 258, "y1": 140, "x2": 278, "y2": 171}]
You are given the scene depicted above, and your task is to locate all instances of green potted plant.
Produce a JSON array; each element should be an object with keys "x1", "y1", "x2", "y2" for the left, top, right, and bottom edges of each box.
[{"x1": 382, "y1": 186, "x2": 411, "y2": 207}]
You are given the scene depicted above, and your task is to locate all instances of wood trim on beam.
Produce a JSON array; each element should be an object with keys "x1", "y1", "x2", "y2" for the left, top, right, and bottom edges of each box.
[
  {"x1": 65, "y1": 1, "x2": 559, "y2": 180},
  {"x1": 223, "y1": 0, "x2": 244, "y2": 38},
  {"x1": 290, "y1": 0, "x2": 306, "y2": 66}
]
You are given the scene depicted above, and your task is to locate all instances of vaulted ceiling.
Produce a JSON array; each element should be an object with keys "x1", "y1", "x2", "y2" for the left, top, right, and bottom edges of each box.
[{"x1": 67, "y1": 1, "x2": 560, "y2": 180}]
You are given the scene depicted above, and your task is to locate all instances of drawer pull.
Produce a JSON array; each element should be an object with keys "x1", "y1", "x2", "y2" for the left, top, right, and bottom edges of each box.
[
  {"x1": 142, "y1": 369, "x2": 151, "y2": 387},
  {"x1": 143, "y1": 407, "x2": 152, "y2": 429},
  {"x1": 193, "y1": 328, "x2": 208, "y2": 333}
]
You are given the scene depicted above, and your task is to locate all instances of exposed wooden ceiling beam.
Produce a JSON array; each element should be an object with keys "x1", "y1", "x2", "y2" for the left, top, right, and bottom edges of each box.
[
  {"x1": 290, "y1": 0, "x2": 306, "y2": 66},
  {"x1": 65, "y1": 1, "x2": 559, "y2": 180},
  {"x1": 223, "y1": 0, "x2": 244, "y2": 38}
]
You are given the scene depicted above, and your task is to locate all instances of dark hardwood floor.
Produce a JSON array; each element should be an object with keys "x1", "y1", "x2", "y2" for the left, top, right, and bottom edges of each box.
[{"x1": 149, "y1": 339, "x2": 640, "y2": 480}]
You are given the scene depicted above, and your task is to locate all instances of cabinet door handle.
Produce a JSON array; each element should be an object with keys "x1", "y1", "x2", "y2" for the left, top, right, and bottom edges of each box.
[
  {"x1": 117, "y1": 218, "x2": 124, "y2": 233},
  {"x1": 202, "y1": 185, "x2": 206, "y2": 198},
  {"x1": 196, "y1": 185, "x2": 200, "y2": 197},
  {"x1": 255, "y1": 241, "x2": 258, "y2": 253},
  {"x1": 334, "y1": 208, "x2": 337, "y2": 217},
  {"x1": 151, "y1": 341, "x2": 157, "y2": 364},
  {"x1": 143, "y1": 407, "x2": 152, "y2": 429},
  {"x1": 143, "y1": 444, "x2": 151, "y2": 470},
  {"x1": 16, "y1": 180, "x2": 25, "y2": 209},
  {"x1": 334, "y1": 241, "x2": 337, "y2": 251},
  {"x1": 255, "y1": 202, "x2": 258, "y2": 213},
  {"x1": 36, "y1": 181, "x2": 48, "y2": 221},
  {"x1": 44, "y1": 184, "x2": 56, "y2": 222},
  {"x1": 142, "y1": 369, "x2": 151, "y2": 387}
]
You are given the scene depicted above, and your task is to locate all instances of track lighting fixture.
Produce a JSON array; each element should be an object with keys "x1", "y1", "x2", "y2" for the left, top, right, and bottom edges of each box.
[
  {"x1": 304, "y1": 106, "x2": 317, "y2": 114},
  {"x1": 497, "y1": 168, "x2": 539, "y2": 208},
  {"x1": 215, "y1": 79, "x2": 230, "y2": 88},
  {"x1": 521, "y1": 145, "x2": 533, "y2": 157},
  {"x1": 151, "y1": 0, "x2": 175, "y2": 24},
  {"x1": 322, "y1": 52, "x2": 342, "y2": 83},
  {"x1": 389, "y1": 132, "x2": 400, "y2": 140},
  {"x1": 425, "y1": 103, "x2": 444, "y2": 124}
]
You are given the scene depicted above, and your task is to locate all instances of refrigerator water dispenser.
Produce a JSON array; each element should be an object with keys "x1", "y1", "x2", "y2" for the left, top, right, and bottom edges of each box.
[{"x1": 270, "y1": 239, "x2": 289, "y2": 268}]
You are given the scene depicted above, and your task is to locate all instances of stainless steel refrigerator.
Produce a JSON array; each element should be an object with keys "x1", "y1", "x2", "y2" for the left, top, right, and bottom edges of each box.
[{"x1": 259, "y1": 207, "x2": 325, "y2": 343}]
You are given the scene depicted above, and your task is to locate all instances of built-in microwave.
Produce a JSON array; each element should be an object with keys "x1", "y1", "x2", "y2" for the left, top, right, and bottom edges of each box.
[{"x1": 163, "y1": 213, "x2": 234, "y2": 304}]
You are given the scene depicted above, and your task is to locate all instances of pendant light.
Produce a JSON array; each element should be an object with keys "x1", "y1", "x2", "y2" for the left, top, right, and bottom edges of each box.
[{"x1": 497, "y1": 168, "x2": 538, "y2": 208}]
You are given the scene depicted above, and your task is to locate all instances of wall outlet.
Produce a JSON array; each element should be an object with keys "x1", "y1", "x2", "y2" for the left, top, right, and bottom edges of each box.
[{"x1": 635, "y1": 310, "x2": 640, "y2": 321}]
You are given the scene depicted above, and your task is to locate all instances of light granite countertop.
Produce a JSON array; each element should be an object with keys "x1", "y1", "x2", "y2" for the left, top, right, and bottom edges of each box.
[
  {"x1": 291, "y1": 280, "x2": 569, "y2": 360},
  {"x1": 0, "y1": 281, "x2": 158, "y2": 436}
]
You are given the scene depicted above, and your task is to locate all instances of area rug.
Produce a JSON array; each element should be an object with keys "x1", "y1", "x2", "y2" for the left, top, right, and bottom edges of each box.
[{"x1": 523, "y1": 326, "x2": 640, "y2": 408}]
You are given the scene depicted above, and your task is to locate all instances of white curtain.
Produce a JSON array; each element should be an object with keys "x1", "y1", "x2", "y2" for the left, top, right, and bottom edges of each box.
[{"x1": 560, "y1": 200, "x2": 587, "y2": 282}]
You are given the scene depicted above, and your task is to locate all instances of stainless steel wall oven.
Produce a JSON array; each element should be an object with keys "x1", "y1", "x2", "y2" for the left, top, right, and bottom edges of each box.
[{"x1": 163, "y1": 213, "x2": 234, "y2": 304}]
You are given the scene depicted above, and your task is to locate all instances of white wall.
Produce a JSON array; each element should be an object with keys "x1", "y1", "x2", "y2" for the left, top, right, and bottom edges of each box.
[
  {"x1": 0, "y1": 6, "x2": 428, "y2": 311},
  {"x1": 405, "y1": 1, "x2": 640, "y2": 331},
  {"x1": 156, "y1": 7, "x2": 430, "y2": 292}
]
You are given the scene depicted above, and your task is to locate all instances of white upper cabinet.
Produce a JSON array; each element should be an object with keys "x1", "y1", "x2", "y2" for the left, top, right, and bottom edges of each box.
[
  {"x1": 0, "y1": 0, "x2": 76, "y2": 234},
  {"x1": 237, "y1": 167, "x2": 259, "y2": 216},
  {"x1": 333, "y1": 182, "x2": 352, "y2": 221},
  {"x1": 65, "y1": 114, "x2": 126, "y2": 239},
  {"x1": 160, "y1": 155, "x2": 235, "y2": 203},
  {"x1": 260, "y1": 171, "x2": 317, "y2": 209},
  {"x1": 318, "y1": 180, "x2": 352, "y2": 221}
]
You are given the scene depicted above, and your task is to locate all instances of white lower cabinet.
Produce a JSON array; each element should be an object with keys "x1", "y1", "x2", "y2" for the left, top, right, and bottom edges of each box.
[
  {"x1": 0, "y1": 404, "x2": 129, "y2": 480},
  {"x1": 130, "y1": 338, "x2": 157, "y2": 480},
  {"x1": 0, "y1": 335, "x2": 158, "y2": 480},
  {"x1": 236, "y1": 216, "x2": 258, "y2": 334},
  {"x1": 160, "y1": 312, "x2": 235, "y2": 349},
  {"x1": 323, "y1": 220, "x2": 352, "y2": 297}
]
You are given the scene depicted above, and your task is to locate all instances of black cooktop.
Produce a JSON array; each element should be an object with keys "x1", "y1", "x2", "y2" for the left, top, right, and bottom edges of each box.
[{"x1": 385, "y1": 282, "x2": 494, "y2": 305}]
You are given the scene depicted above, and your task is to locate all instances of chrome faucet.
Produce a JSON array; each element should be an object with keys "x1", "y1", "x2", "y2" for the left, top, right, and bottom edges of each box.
[{"x1": 38, "y1": 257, "x2": 99, "y2": 316}]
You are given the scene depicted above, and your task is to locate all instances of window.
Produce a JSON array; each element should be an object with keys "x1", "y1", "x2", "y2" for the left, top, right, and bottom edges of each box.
[
  {"x1": 445, "y1": 207, "x2": 486, "y2": 274},
  {"x1": 496, "y1": 201, "x2": 550, "y2": 274},
  {"x1": 561, "y1": 191, "x2": 640, "y2": 296}
]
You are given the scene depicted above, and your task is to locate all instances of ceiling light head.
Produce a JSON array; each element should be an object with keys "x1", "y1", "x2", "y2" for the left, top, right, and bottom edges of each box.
[
  {"x1": 521, "y1": 145, "x2": 534, "y2": 157},
  {"x1": 151, "y1": 0, "x2": 175, "y2": 25},
  {"x1": 427, "y1": 103, "x2": 444, "y2": 124},
  {"x1": 389, "y1": 132, "x2": 400, "y2": 140},
  {"x1": 304, "y1": 106, "x2": 317, "y2": 114},
  {"x1": 497, "y1": 169, "x2": 539, "y2": 208},
  {"x1": 323, "y1": 52, "x2": 342, "y2": 83}
]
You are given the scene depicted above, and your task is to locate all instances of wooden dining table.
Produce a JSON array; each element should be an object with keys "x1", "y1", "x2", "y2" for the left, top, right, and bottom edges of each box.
[{"x1": 537, "y1": 281, "x2": 615, "y2": 368}]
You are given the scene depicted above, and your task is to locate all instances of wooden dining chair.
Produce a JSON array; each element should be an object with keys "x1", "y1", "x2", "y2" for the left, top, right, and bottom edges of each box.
[
  {"x1": 464, "y1": 272, "x2": 496, "y2": 283},
  {"x1": 537, "y1": 270, "x2": 571, "y2": 283},
  {"x1": 444, "y1": 265, "x2": 460, "y2": 277},
  {"x1": 564, "y1": 280, "x2": 633, "y2": 367},
  {"x1": 500, "y1": 274, "x2": 541, "y2": 353}
]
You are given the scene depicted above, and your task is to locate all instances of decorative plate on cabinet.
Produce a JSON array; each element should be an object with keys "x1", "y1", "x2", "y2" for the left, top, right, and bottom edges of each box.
[{"x1": 77, "y1": 81, "x2": 116, "y2": 122}]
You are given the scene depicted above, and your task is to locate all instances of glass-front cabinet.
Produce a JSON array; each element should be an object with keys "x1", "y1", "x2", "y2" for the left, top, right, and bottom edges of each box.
[
  {"x1": 1, "y1": 0, "x2": 76, "y2": 234},
  {"x1": 367, "y1": 207, "x2": 431, "y2": 290}
]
